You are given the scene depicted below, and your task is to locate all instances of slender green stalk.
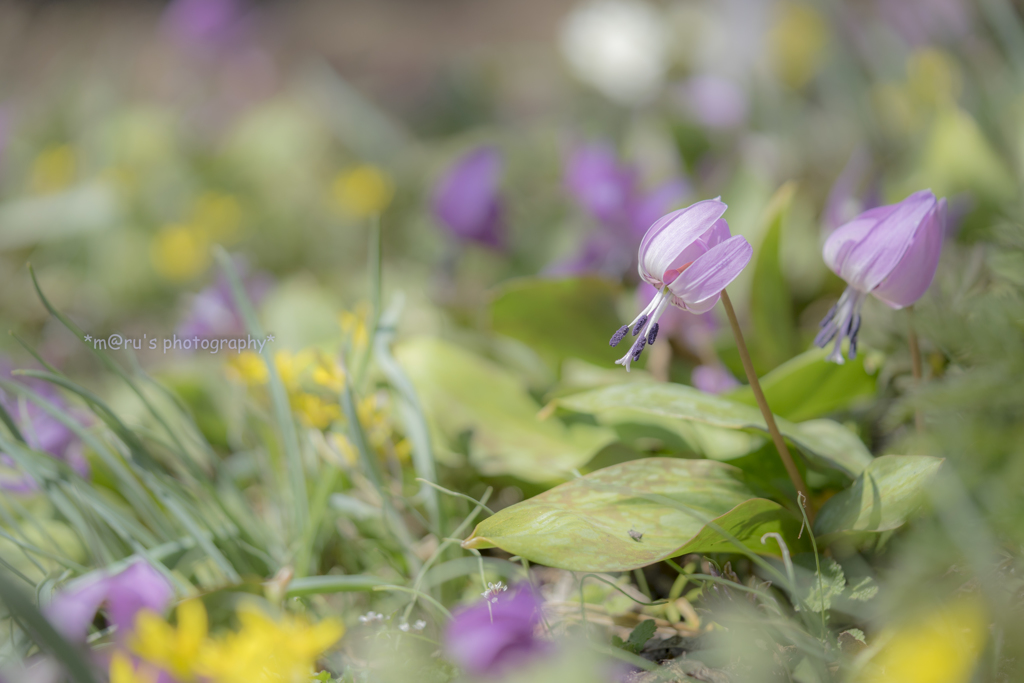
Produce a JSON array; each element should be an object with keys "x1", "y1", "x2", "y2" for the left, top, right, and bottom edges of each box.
[
  {"x1": 907, "y1": 307, "x2": 925, "y2": 434},
  {"x1": 720, "y1": 290, "x2": 812, "y2": 518}
]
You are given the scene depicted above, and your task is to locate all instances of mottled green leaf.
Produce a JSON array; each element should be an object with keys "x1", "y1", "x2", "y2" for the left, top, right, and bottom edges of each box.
[
  {"x1": 727, "y1": 347, "x2": 878, "y2": 422},
  {"x1": 462, "y1": 458, "x2": 804, "y2": 572},
  {"x1": 793, "y1": 554, "x2": 845, "y2": 613},
  {"x1": 490, "y1": 277, "x2": 624, "y2": 370},
  {"x1": 395, "y1": 337, "x2": 614, "y2": 483},
  {"x1": 814, "y1": 455, "x2": 944, "y2": 540},
  {"x1": 557, "y1": 383, "x2": 873, "y2": 477},
  {"x1": 750, "y1": 182, "x2": 799, "y2": 373}
]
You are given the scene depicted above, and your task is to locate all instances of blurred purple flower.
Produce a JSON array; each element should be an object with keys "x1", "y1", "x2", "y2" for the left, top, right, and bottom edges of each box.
[
  {"x1": 823, "y1": 148, "x2": 881, "y2": 234},
  {"x1": 610, "y1": 198, "x2": 752, "y2": 371},
  {"x1": 674, "y1": 75, "x2": 748, "y2": 130},
  {"x1": 816, "y1": 189, "x2": 946, "y2": 363},
  {"x1": 176, "y1": 261, "x2": 272, "y2": 339},
  {"x1": 432, "y1": 146, "x2": 505, "y2": 249},
  {"x1": 878, "y1": 0, "x2": 971, "y2": 46},
  {"x1": 558, "y1": 142, "x2": 688, "y2": 276},
  {"x1": 161, "y1": 0, "x2": 245, "y2": 48},
  {"x1": 0, "y1": 365, "x2": 90, "y2": 493},
  {"x1": 692, "y1": 365, "x2": 740, "y2": 394},
  {"x1": 445, "y1": 585, "x2": 550, "y2": 677},
  {"x1": 45, "y1": 561, "x2": 173, "y2": 642}
]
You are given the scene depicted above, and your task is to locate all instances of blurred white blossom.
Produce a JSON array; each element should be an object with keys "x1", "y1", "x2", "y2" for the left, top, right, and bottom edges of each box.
[{"x1": 560, "y1": 0, "x2": 669, "y2": 105}]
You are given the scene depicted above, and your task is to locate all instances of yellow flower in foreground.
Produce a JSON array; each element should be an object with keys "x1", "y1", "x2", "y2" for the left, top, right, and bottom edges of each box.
[
  {"x1": 199, "y1": 605, "x2": 344, "y2": 683},
  {"x1": 30, "y1": 145, "x2": 77, "y2": 194},
  {"x1": 131, "y1": 600, "x2": 209, "y2": 681},
  {"x1": 109, "y1": 652, "x2": 158, "y2": 683},
  {"x1": 151, "y1": 225, "x2": 211, "y2": 282},
  {"x1": 331, "y1": 165, "x2": 394, "y2": 218},
  {"x1": 857, "y1": 599, "x2": 987, "y2": 683}
]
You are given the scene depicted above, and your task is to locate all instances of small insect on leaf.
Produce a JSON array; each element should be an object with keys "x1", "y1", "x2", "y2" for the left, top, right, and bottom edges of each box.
[{"x1": 628, "y1": 528, "x2": 643, "y2": 542}]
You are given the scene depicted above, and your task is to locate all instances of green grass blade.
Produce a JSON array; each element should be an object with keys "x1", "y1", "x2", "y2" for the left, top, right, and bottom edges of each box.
[{"x1": 213, "y1": 248, "x2": 308, "y2": 536}]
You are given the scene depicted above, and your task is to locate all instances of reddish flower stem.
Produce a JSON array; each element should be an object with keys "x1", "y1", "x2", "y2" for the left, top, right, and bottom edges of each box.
[
  {"x1": 720, "y1": 290, "x2": 814, "y2": 521},
  {"x1": 907, "y1": 307, "x2": 924, "y2": 434}
]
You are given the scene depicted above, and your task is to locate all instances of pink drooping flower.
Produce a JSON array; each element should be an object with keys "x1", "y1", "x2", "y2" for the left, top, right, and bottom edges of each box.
[
  {"x1": 444, "y1": 585, "x2": 550, "y2": 677},
  {"x1": 816, "y1": 189, "x2": 946, "y2": 364},
  {"x1": 609, "y1": 198, "x2": 752, "y2": 371},
  {"x1": 45, "y1": 561, "x2": 174, "y2": 642},
  {"x1": 553, "y1": 142, "x2": 688, "y2": 277}
]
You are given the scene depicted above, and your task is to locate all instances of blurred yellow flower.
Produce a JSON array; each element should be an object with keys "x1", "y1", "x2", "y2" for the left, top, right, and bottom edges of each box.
[
  {"x1": 339, "y1": 304, "x2": 370, "y2": 349},
  {"x1": 908, "y1": 49, "x2": 962, "y2": 108},
  {"x1": 192, "y1": 192, "x2": 243, "y2": 244},
  {"x1": 198, "y1": 605, "x2": 344, "y2": 683},
  {"x1": 131, "y1": 600, "x2": 208, "y2": 681},
  {"x1": 857, "y1": 599, "x2": 987, "y2": 683},
  {"x1": 331, "y1": 165, "x2": 394, "y2": 218},
  {"x1": 769, "y1": 2, "x2": 828, "y2": 89},
  {"x1": 109, "y1": 651, "x2": 158, "y2": 683},
  {"x1": 30, "y1": 145, "x2": 77, "y2": 194},
  {"x1": 293, "y1": 392, "x2": 341, "y2": 429},
  {"x1": 311, "y1": 352, "x2": 346, "y2": 393},
  {"x1": 151, "y1": 224, "x2": 211, "y2": 282},
  {"x1": 226, "y1": 351, "x2": 270, "y2": 385},
  {"x1": 273, "y1": 349, "x2": 317, "y2": 392},
  {"x1": 329, "y1": 432, "x2": 359, "y2": 466}
]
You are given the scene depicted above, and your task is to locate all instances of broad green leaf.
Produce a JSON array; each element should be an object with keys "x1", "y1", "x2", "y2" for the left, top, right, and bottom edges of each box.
[
  {"x1": 750, "y1": 182, "x2": 799, "y2": 373},
  {"x1": 814, "y1": 455, "x2": 944, "y2": 540},
  {"x1": 395, "y1": 337, "x2": 614, "y2": 483},
  {"x1": 557, "y1": 383, "x2": 873, "y2": 477},
  {"x1": 490, "y1": 277, "x2": 624, "y2": 370},
  {"x1": 462, "y1": 458, "x2": 804, "y2": 572},
  {"x1": 727, "y1": 347, "x2": 878, "y2": 422}
]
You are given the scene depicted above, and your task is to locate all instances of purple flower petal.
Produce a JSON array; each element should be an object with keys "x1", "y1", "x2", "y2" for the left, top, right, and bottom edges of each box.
[
  {"x1": 445, "y1": 586, "x2": 548, "y2": 676},
  {"x1": 565, "y1": 143, "x2": 635, "y2": 225},
  {"x1": 667, "y1": 234, "x2": 752, "y2": 310},
  {"x1": 44, "y1": 561, "x2": 173, "y2": 642},
  {"x1": 692, "y1": 365, "x2": 741, "y2": 394},
  {"x1": 432, "y1": 146, "x2": 505, "y2": 249},
  {"x1": 105, "y1": 562, "x2": 175, "y2": 634},
  {"x1": 638, "y1": 198, "x2": 728, "y2": 285},
  {"x1": 676, "y1": 75, "x2": 748, "y2": 129},
  {"x1": 45, "y1": 578, "x2": 111, "y2": 642},
  {"x1": 823, "y1": 190, "x2": 937, "y2": 293},
  {"x1": 872, "y1": 198, "x2": 945, "y2": 308},
  {"x1": 628, "y1": 178, "x2": 690, "y2": 240}
]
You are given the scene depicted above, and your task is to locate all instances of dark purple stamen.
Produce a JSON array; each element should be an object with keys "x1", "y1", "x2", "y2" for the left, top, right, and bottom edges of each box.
[
  {"x1": 848, "y1": 314, "x2": 862, "y2": 359},
  {"x1": 818, "y1": 303, "x2": 837, "y2": 329},
  {"x1": 647, "y1": 323, "x2": 659, "y2": 346},
  {"x1": 609, "y1": 325, "x2": 629, "y2": 347},
  {"x1": 631, "y1": 336, "x2": 647, "y2": 361},
  {"x1": 632, "y1": 315, "x2": 648, "y2": 336}
]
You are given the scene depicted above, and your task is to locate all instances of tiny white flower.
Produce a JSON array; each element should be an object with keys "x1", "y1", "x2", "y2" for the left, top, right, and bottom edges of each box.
[
  {"x1": 359, "y1": 611, "x2": 384, "y2": 624},
  {"x1": 481, "y1": 581, "x2": 509, "y2": 603},
  {"x1": 399, "y1": 622, "x2": 410, "y2": 632},
  {"x1": 413, "y1": 620, "x2": 426, "y2": 631}
]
